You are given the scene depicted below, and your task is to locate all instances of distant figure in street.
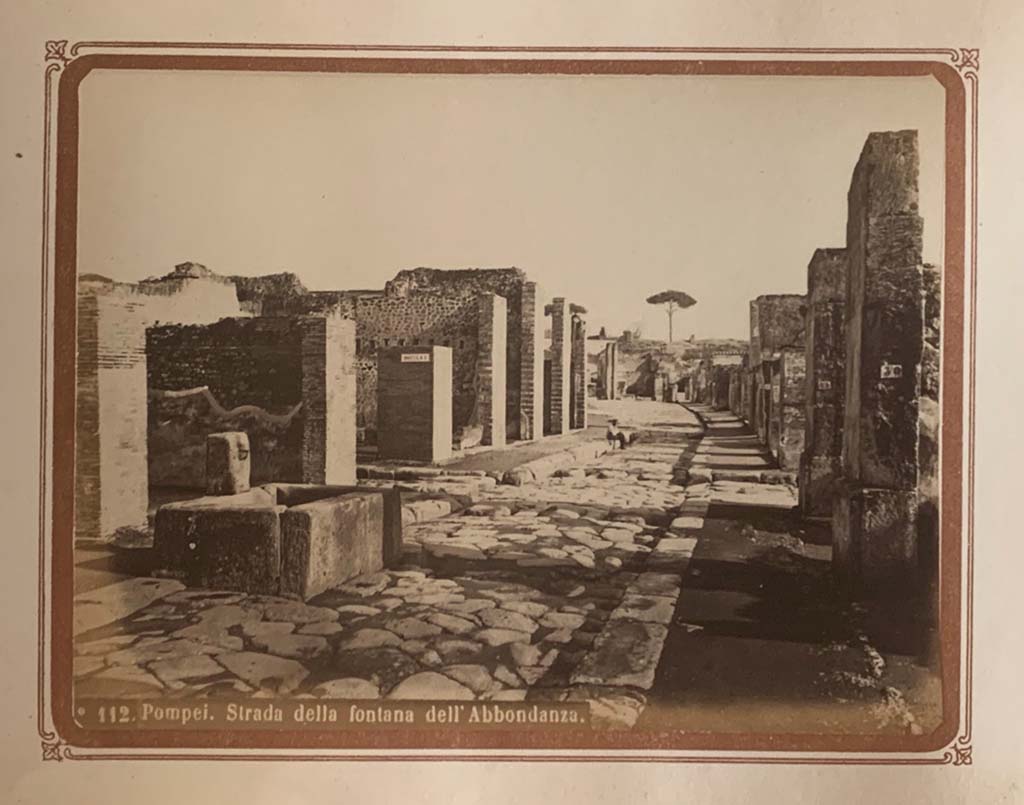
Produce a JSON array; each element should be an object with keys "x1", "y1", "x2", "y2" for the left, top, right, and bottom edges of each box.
[{"x1": 606, "y1": 418, "x2": 629, "y2": 450}]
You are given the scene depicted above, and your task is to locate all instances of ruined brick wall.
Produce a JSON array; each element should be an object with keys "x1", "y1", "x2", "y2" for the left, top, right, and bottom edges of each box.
[
  {"x1": 146, "y1": 315, "x2": 356, "y2": 489},
  {"x1": 477, "y1": 294, "x2": 508, "y2": 447},
  {"x1": 546, "y1": 299, "x2": 572, "y2": 434}
]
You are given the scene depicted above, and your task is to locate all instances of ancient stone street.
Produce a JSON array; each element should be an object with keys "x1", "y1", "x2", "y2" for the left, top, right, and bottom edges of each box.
[{"x1": 72, "y1": 400, "x2": 938, "y2": 733}]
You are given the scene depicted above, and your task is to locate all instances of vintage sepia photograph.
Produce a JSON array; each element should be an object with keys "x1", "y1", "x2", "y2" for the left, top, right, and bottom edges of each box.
[{"x1": 41, "y1": 47, "x2": 974, "y2": 758}]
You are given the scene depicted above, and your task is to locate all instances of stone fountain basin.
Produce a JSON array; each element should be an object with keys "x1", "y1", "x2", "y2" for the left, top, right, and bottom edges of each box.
[{"x1": 154, "y1": 483, "x2": 401, "y2": 600}]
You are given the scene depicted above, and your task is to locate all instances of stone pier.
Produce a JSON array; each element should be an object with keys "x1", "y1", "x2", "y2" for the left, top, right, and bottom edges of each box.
[
  {"x1": 770, "y1": 348, "x2": 806, "y2": 472},
  {"x1": 545, "y1": 298, "x2": 572, "y2": 435},
  {"x1": 518, "y1": 281, "x2": 545, "y2": 440},
  {"x1": 799, "y1": 248, "x2": 848, "y2": 517},
  {"x1": 570, "y1": 309, "x2": 588, "y2": 429},
  {"x1": 598, "y1": 341, "x2": 619, "y2": 400},
  {"x1": 377, "y1": 346, "x2": 453, "y2": 463},
  {"x1": 476, "y1": 293, "x2": 508, "y2": 447},
  {"x1": 833, "y1": 130, "x2": 940, "y2": 595}
]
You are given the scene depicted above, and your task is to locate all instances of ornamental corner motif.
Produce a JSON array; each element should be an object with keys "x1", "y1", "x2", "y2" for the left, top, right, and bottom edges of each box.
[
  {"x1": 44, "y1": 39, "x2": 70, "y2": 68},
  {"x1": 953, "y1": 47, "x2": 979, "y2": 73}
]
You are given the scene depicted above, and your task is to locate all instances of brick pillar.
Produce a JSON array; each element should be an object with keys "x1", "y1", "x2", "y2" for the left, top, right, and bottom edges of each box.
[
  {"x1": 300, "y1": 315, "x2": 356, "y2": 485},
  {"x1": 477, "y1": 293, "x2": 507, "y2": 447},
  {"x1": 378, "y1": 346, "x2": 453, "y2": 463},
  {"x1": 834, "y1": 130, "x2": 931, "y2": 594},
  {"x1": 75, "y1": 293, "x2": 150, "y2": 540},
  {"x1": 570, "y1": 313, "x2": 588, "y2": 429},
  {"x1": 517, "y1": 282, "x2": 544, "y2": 441},
  {"x1": 547, "y1": 298, "x2": 571, "y2": 435},
  {"x1": 799, "y1": 248, "x2": 848, "y2": 517}
]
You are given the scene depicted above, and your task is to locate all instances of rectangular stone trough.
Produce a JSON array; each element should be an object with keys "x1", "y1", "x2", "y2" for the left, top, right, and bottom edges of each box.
[{"x1": 154, "y1": 483, "x2": 402, "y2": 600}]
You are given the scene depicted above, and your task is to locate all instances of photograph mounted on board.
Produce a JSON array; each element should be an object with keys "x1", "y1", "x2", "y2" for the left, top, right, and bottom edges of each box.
[{"x1": 44, "y1": 47, "x2": 973, "y2": 758}]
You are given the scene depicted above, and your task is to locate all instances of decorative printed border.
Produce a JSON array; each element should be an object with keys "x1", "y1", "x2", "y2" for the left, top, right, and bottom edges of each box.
[{"x1": 36, "y1": 42, "x2": 979, "y2": 764}]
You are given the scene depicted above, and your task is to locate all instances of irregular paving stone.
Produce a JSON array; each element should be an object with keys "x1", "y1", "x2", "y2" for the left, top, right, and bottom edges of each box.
[
  {"x1": 611, "y1": 595, "x2": 676, "y2": 625},
  {"x1": 174, "y1": 605, "x2": 259, "y2": 648},
  {"x1": 571, "y1": 554, "x2": 596, "y2": 569},
  {"x1": 387, "y1": 617, "x2": 443, "y2": 640},
  {"x1": 149, "y1": 655, "x2": 225, "y2": 685},
  {"x1": 493, "y1": 665, "x2": 523, "y2": 688},
  {"x1": 476, "y1": 628, "x2": 533, "y2": 647},
  {"x1": 298, "y1": 622, "x2": 345, "y2": 636},
  {"x1": 604, "y1": 557, "x2": 624, "y2": 569},
  {"x1": 388, "y1": 671, "x2": 476, "y2": 700},
  {"x1": 420, "y1": 650, "x2": 443, "y2": 667},
  {"x1": 426, "y1": 613, "x2": 478, "y2": 635},
  {"x1": 542, "y1": 629, "x2": 574, "y2": 644},
  {"x1": 540, "y1": 612, "x2": 586, "y2": 630},
  {"x1": 336, "y1": 605, "x2": 382, "y2": 617},
  {"x1": 509, "y1": 642, "x2": 543, "y2": 666},
  {"x1": 434, "y1": 638, "x2": 485, "y2": 662},
  {"x1": 74, "y1": 578, "x2": 186, "y2": 635},
  {"x1": 655, "y1": 537, "x2": 699, "y2": 554},
  {"x1": 261, "y1": 601, "x2": 339, "y2": 624},
  {"x1": 602, "y1": 528, "x2": 638, "y2": 543},
  {"x1": 312, "y1": 678, "x2": 381, "y2": 699},
  {"x1": 442, "y1": 664, "x2": 495, "y2": 694},
  {"x1": 242, "y1": 621, "x2": 296, "y2": 639},
  {"x1": 216, "y1": 651, "x2": 310, "y2": 694},
  {"x1": 479, "y1": 609, "x2": 540, "y2": 634},
  {"x1": 251, "y1": 633, "x2": 330, "y2": 660},
  {"x1": 516, "y1": 666, "x2": 549, "y2": 685},
  {"x1": 543, "y1": 508, "x2": 581, "y2": 520},
  {"x1": 334, "y1": 648, "x2": 420, "y2": 692},
  {"x1": 501, "y1": 601, "x2": 550, "y2": 618},
  {"x1": 106, "y1": 637, "x2": 219, "y2": 667},
  {"x1": 339, "y1": 629, "x2": 402, "y2": 651},
  {"x1": 424, "y1": 543, "x2": 487, "y2": 561},
  {"x1": 570, "y1": 621, "x2": 669, "y2": 690}
]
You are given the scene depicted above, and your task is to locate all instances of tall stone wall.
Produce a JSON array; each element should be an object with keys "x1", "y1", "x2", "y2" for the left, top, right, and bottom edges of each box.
[
  {"x1": 799, "y1": 248, "x2": 848, "y2": 516},
  {"x1": 75, "y1": 272, "x2": 243, "y2": 541},
  {"x1": 834, "y1": 130, "x2": 937, "y2": 595},
  {"x1": 773, "y1": 348, "x2": 806, "y2": 471}
]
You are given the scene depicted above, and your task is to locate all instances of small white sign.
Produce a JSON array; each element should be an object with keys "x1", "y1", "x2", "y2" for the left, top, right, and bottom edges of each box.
[
  {"x1": 401, "y1": 353, "x2": 431, "y2": 363},
  {"x1": 817, "y1": 379, "x2": 832, "y2": 391},
  {"x1": 880, "y1": 363, "x2": 903, "y2": 379}
]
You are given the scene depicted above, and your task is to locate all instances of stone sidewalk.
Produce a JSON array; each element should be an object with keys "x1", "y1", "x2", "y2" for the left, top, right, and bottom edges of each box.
[
  {"x1": 73, "y1": 401, "x2": 705, "y2": 727},
  {"x1": 638, "y1": 405, "x2": 942, "y2": 736}
]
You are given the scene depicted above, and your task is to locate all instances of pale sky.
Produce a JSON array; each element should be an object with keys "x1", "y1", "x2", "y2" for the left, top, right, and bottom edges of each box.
[{"x1": 78, "y1": 69, "x2": 945, "y2": 339}]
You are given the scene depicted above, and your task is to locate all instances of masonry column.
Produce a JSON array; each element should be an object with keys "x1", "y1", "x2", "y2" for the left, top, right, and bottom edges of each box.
[
  {"x1": 799, "y1": 248, "x2": 847, "y2": 517},
  {"x1": 517, "y1": 281, "x2": 544, "y2": 441},
  {"x1": 570, "y1": 311, "x2": 588, "y2": 429},
  {"x1": 300, "y1": 315, "x2": 356, "y2": 485},
  {"x1": 546, "y1": 298, "x2": 572, "y2": 435},
  {"x1": 378, "y1": 345, "x2": 453, "y2": 463},
  {"x1": 75, "y1": 293, "x2": 149, "y2": 540},
  {"x1": 776, "y1": 348, "x2": 806, "y2": 471},
  {"x1": 835, "y1": 130, "x2": 930, "y2": 594},
  {"x1": 477, "y1": 293, "x2": 507, "y2": 447}
]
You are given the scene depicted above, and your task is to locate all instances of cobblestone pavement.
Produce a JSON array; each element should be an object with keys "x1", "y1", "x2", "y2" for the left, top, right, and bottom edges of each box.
[
  {"x1": 72, "y1": 402, "x2": 940, "y2": 734},
  {"x1": 73, "y1": 402, "x2": 704, "y2": 728}
]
